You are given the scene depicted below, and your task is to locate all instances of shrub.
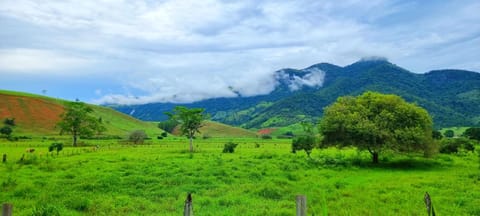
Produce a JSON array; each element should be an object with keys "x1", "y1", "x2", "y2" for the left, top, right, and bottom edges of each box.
[
  {"x1": 464, "y1": 127, "x2": 480, "y2": 141},
  {"x1": 432, "y1": 130, "x2": 443, "y2": 140},
  {"x1": 261, "y1": 134, "x2": 272, "y2": 139},
  {"x1": 48, "y1": 143, "x2": 64, "y2": 155},
  {"x1": 222, "y1": 142, "x2": 238, "y2": 153},
  {"x1": 161, "y1": 132, "x2": 168, "y2": 137},
  {"x1": 443, "y1": 130, "x2": 454, "y2": 138},
  {"x1": 440, "y1": 138, "x2": 476, "y2": 154},
  {"x1": 0, "y1": 126, "x2": 13, "y2": 137},
  {"x1": 128, "y1": 130, "x2": 147, "y2": 144},
  {"x1": 3, "y1": 118, "x2": 15, "y2": 126},
  {"x1": 277, "y1": 131, "x2": 294, "y2": 139}
]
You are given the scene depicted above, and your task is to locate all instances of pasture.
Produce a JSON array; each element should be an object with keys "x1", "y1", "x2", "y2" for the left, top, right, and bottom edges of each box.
[{"x1": 1, "y1": 138, "x2": 479, "y2": 215}]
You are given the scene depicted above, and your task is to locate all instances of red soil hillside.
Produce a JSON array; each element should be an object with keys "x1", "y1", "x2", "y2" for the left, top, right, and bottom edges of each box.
[
  {"x1": 0, "y1": 92, "x2": 64, "y2": 134},
  {"x1": 0, "y1": 90, "x2": 164, "y2": 137}
]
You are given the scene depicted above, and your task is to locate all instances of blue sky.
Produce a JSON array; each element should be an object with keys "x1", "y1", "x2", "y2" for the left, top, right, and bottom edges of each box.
[{"x1": 0, "y1": 0, "x2": 479, "y2": 104}]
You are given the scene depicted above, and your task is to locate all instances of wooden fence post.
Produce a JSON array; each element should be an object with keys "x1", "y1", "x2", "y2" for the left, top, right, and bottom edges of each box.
[
  {"x1": 2, "y1": 203, "x2": 13, "y2": 216},
  {"x1": 184, "y1": 193, "x2": 193, "y2": 216},
  {"x1": 296, "y1": 195, "x2": 307, "y2": 216},
  {"x1": 424, "y1": 192, "x2": 435, "y2": 216}
]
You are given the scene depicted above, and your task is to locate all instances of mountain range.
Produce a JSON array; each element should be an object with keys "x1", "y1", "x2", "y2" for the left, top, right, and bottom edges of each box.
[{"x1": 110, "y1": 58, "x2": 480, "y2": 129}]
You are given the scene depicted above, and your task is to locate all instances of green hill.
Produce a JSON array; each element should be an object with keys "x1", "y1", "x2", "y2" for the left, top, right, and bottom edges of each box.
[
  {"x1": 171, "y1": 121, "x2": 257, "y2": 138},
  {"x1": 0, "y1": 90, "x2": 163, "y2": 137}
]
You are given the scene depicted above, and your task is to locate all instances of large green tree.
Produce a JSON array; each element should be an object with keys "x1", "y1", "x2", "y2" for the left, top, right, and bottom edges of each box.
[
  {"x1": 57, "y1": 102, "x2": 106, "y2": 146},
  {"x1": 166, "y1": 106, "x2": 208, "y2": 152},
  {"x1": 320, "y1": 91, "x2": 433, "y2": 163}
]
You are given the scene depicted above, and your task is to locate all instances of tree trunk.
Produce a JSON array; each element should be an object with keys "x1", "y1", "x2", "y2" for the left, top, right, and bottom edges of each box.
[
  {"x1": 189, "y1": 136, "x2": 194, "y2": 153},
  {"x1": 372, "y1": 152, "x2": 379, "y2": 164},
  {"x1": 73, "y1": 135, "x2": 78, "y2": 147}
]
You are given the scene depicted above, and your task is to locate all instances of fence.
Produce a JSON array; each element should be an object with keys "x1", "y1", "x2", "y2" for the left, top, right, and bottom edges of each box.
[{"x1": 2, "y1": 192, "x2": 434, "y2": 215}]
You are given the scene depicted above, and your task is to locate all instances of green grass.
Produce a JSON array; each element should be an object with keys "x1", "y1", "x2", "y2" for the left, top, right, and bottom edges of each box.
[
  {"x1": 1, "y1": 138, "x2": 479, "y2": 215},
  {"x1": 88, "y1": 105, "x2": 163, "y2": 138},
  {"x1": 0, "y1": 89, "x2": 65, "y2": 103}
]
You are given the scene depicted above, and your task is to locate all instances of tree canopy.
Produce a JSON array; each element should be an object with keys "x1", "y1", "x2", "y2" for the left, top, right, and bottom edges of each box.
[
  {"x1": 166, "y1": 106, "x2": 208, "y2": 152},
  {"x1": 57, "y1": 102, "x2": 106, "y2": 146},
  {"x1": 319, "y1": 91, "x2": 434, "y2": 163}
]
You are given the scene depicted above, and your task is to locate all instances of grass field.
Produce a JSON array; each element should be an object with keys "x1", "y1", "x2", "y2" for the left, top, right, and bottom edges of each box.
[{"x1": 1, "y1": 138, "x2": 479, "y2": 215}]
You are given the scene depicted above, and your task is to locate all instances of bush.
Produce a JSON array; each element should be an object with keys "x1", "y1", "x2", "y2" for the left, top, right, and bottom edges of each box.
[
  {"x1": 440, "y1": 138, "x2": 476, "y2": 154},
  {"x1": 161, "y1": 132, "x2": 168, "y2": 137},
  {"x1": 464, "y1": 127, "x2": 480, "y2": 141},
  {"x1": 444, "y1": 130, "x2": 455, "y2": 138},
  {"x1": 222, "y1": 142, "x2": 238, "y2": 153},
  {"x1": 48, "y1": 143, "x2": 63, "y2": 155},
  {"x1": 3, "y1": 118, "x2": 15, "y2": 126},
  {"x1": 277, "y1": 131, "x2": 294, "y2": 139},
  {"x1": 0, "y1": 126, "x2": 13, "y2": 137},
  {"x1": 261, "y1": 134, "x2": 272, "y2": 139},
  {"x1": 128, "y1": 130, "x2": 147, "y2": 144}
]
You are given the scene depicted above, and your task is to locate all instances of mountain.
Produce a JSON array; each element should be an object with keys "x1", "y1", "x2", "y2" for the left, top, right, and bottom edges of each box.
[
  {"x1": 110, "y1": 59, "x2": 480, "y2": 129},
  {"x1": 0, "y1": 90, "x2": 163, "y2": 137}
]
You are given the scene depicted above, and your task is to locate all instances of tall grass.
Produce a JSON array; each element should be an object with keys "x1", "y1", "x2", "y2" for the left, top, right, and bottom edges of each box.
[{"x1": 1, "y1": 138, "x2": 479, "y2": 215}]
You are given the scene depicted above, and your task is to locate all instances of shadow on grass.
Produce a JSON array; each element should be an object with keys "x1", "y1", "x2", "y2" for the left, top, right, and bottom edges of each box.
[
  {"x1": 353, "y1": 158, "x2": 445, "y2": 170},
  {"x1": 308, "y1": 153, "x2": 450, "y2": 171}
]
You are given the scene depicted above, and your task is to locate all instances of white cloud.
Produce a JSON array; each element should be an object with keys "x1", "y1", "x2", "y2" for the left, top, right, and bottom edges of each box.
[
  {"x1": 0, "y1": 48, "x2": 91, "y2": 73},
  {"x1": 1, "y1": 0, "x2": 479, "y2": 104}
]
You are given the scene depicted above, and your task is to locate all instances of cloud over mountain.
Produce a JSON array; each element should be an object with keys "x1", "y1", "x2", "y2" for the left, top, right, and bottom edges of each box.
[{"x1": 0, "y1": 0, "x2": 479, "y2": 104}]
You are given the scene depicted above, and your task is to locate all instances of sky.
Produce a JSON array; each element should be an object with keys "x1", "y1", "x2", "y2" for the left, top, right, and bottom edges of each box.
[{"x1": 0, "y1": 0, "x2": 479, "y2": 105}]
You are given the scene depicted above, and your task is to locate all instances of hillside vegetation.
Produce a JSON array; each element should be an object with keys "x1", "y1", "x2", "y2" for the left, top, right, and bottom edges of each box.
[
  {"x1": 172, "y1": 121, "x2": 257, "y2": 138},
  {"x1": 0, "y1": 90, "x2": 163, "y2": 137}
]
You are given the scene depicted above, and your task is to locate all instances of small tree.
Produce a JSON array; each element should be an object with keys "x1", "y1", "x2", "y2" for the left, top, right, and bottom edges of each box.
[
  {"x1": 444, "y1": 130, "x2": 454, "y2": 138},
  {"x1": 57, "y1": 102, "x2": 106, "y2": 146},
  {"x1": 0, "y1": 126, "x2": 13, "y2": 137},
  {"x1": 166, "y1": 106, "x2": 208, "y2": 152},
  {"x1": 292, "y1": 135, "x2": 316, "y2": 157},
  {"x1": 292, "y1": 122, "x2": 317, "y2": 157},
  {"x1": 129, "y1": 130, "x2": 147, "y2": 144},
  {"x1": 320, "y1": 92, "x2": 434, "y2": 163}
]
